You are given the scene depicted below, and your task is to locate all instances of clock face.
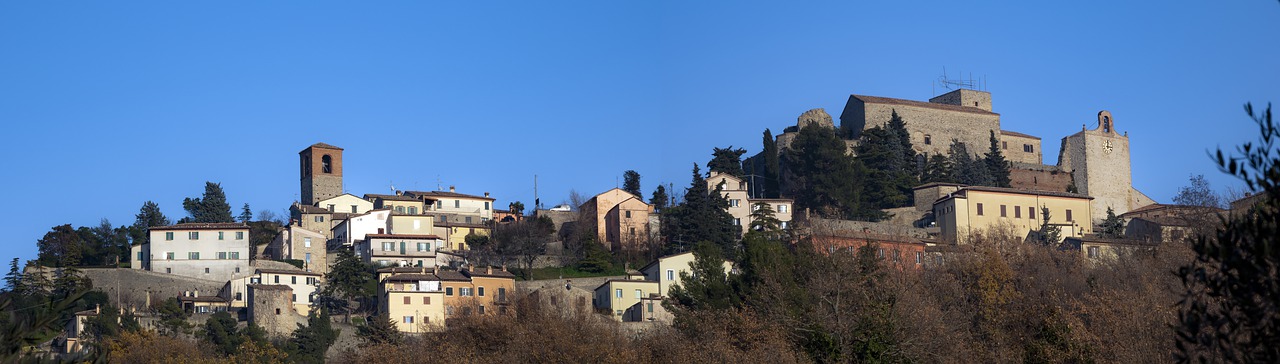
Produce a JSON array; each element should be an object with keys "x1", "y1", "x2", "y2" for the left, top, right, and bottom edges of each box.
[{"x1": 1103, "y1": 140, "x2": 1114, "y2": 153}]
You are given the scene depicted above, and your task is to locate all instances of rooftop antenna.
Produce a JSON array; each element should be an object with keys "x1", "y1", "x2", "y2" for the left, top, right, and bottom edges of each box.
[
  {"x1": 436, "y1": 176, "x2": 442, "y2": 191},
  {"x1": 389, "y1": 181, "x2": 396, "y2": 193},
  {"x1": 534, "y1": 174, "x2": 540, "y2": 210},
  {"x1": 934, "y1": 67, "x2": 980, "y2": 95}
]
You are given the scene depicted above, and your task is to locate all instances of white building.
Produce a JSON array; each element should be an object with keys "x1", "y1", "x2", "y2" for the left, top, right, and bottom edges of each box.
[
  {"x1": 132, "y1": 223, "x2": 251, "y2": 280},
  {"x1": 226, "y1": 268, "x2": 322, "y2": 315},
  {"x1": 404, "y1": 187, "x2": 496, "y2": 221},
  {"x1": 332, "y1": 209, "x2": 392, "y2": 246},
  {"x1": 357, "y1": 233, "x2": 444, "y2": 268}
]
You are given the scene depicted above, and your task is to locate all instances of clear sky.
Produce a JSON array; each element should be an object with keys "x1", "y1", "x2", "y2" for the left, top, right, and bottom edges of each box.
[{"x1": 2, "y1": 1, "x2": 1278, "y2": 264}]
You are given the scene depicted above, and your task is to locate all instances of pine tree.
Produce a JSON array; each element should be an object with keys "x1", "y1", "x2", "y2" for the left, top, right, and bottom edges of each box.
[
  {"x1": 4, "y1": 258, "x2": 24, "y2": 294},
  {"x1": 784, "y1": 124, "x2": 885, "y2": 221},
  {"x1": 708, "y1": 146, "x2": 747, "y2": 177},
  {"x1": 239, "y1": 203, "x2": 253, "y2": 223},
  {"x1": 667, "y1": 241, "x2": 739, "y2": 310},
  {"x1": 650, "y1": 185, "x2": 668, "y2": 211},
  {"x1": 762, "y1": 129, "x2": 781, "y2": 198},
  {"x1": 748, "y1": 202, "x2": 783, "y2": 242},
  {"x1": 984, "y1": 130, "x2": 1013, "y2": 187},
  {"x1": 921, "y1": 153, "x2": 954, "y2": 183},
  {"x1": 857, "y1": 112, "x2": 918, "y2": 208},
  {"x1": 947, "y1": 139, "x2": 994, "y2": 186},
  {"x1": 622, "y1": 170, "x2": 642, "y2": 198},
  {"x1": 132, "y1": 201, "x2": 171, "y2": 247},
  {"x1": 1099, "y1": 207, "x2": 1126, "y2": 238},
  {"x1": 286, "y1": 310, "x2": 339, "y2": 363},
  {"x1": 1038, "y1": 206, "x2": 1062, "y2": 245},
  {"x1": 182, "y1": 182, "x2": 235, "y2": 223},
  {"x1": 358, "y1": 313, "x2": 404, "y2": 347},
  {"x1": 662, "y1": 165, "x2": 738, "y2": 257}
]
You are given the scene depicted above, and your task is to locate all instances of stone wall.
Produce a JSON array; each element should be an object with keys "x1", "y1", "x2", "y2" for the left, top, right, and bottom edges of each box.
[
  {"x1": 1058, "y1": 111, "x2": 1141, "y2": 224},
  {"x1": 1009, "y1": 162, "x2": 1073, "y2": 193},
  {"x1": 248, "y1": 284, "x2": 305, "y2": 337},
  {"x1": 80, "y1": 268, "x2": 227, "y2": 311},
  {"x1": 840, "y1": 96, "x2": 1001, "y2": 158}
]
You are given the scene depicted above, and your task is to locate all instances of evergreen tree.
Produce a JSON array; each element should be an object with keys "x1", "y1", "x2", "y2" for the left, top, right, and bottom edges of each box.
[
  {"x1": 984, "y1": 130, "x2": 1013, "y2": 187},
  {"x1": 4, "y1": 258, "x2": 23, "y2": 294},
  {"x1": 649, "y1": 185, "x2": 668, "y2": 211},
  {"x1": 286, "y1": 310, "x2": 339, "y2": 363},
  {"x1": 748, "y1": 202, "x2": 783, "y2": 242},
  {"x1": 947, "y1": 139, "x2": 994, "y2": 186},
  {"x1": 762, "y1": 129, "x2": 781, "y2": 198},
  {"x1": 358, "y1": 313, "x2": 404, "y2": 347},
  {"x1": 182, "y1": 182, "x2": 235, "y2": 223},
  {"x1": 320, "y1": 249, "x2": 374, "y2": 321},
  {"x1": 708, "y1": 146, "x2": 747, "y2": 177},
  {"x1": 1099, "y1": 207, "x2": 1126, "y2": 238},
  {"x1": 921, "y1": 153, "x2": 953, "y2": 183},
  {"x1": 856, "y1": 112, "x2": 918, "y2": 208},
  {"x1": 782, "y1": 123, "x2": 885, "y2": 221},
  {"x1": 239, "y1": 203, "x2": 253, "y2": 223},
  {"x1": 508, "y1": 201, "x2": 525, "y2": 216},
  {"x1": 622, "y1": 170, "x2": 642, "y2": 198},
  {"x1": 1038, "y1": 206, "x2": 1062, "y2": 245},
  {"x1": 662, "y1": 165, "x2": 738, "y2": 258},
  {"x1": 667, "y1": 241, "x2": 739, "y2": 310},
  {"x1": 37, "y1": 224, "x2": 83, "y2": 268},
  {"x1": 201, "y1": 311, "x2": 244, "y2": 356},
  {"x1": 132, "y1": 201, "x2": 171, "y2": 248}
]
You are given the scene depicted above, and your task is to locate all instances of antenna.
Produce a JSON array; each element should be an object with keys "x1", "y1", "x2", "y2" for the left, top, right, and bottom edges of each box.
[
  {"x1": 934, "y1": 67, "x2": 981, "y2": 94},
  {"x1": 389, "y1": 181, "x2": 395, "y2": 193}
]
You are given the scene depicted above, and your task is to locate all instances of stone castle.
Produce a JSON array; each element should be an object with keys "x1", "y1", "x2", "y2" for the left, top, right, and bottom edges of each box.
[{"x1": 754, "y1": 88, "x2": 1153, "y2": 227}]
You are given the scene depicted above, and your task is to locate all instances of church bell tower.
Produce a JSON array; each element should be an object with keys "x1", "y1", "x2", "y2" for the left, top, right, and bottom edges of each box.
[{"x1": 300, "y1": 143, "x2": 344, "y2": 205}]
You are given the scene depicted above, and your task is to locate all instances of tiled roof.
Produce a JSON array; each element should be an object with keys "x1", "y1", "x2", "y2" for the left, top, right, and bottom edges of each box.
[
  {"x1": 178, "y1": 295, "x2": 230, "y2": 302},
  {"x1": 248, "y1": 284, "x2": 293, "y2": 291},
  {"x1": 593, "y1": 279, "x2": 658, "y2": 292},
  {"x1": 464, "y1": 267, "x2": 516, "y2": 279},
  {"x1": 308, "y1": 142, "x2": 343, "y2": 150},
  {"x1": 1000, "y1": 130, "x2": 1041, "y2": 140},
  {"x1": 913, "y1": 182, "x2": 967, "y2": 190},
  {"x1": 363, "y1": 194, "x2": 420, "y2": 202},
  {"x1": 365, "y1": 234, "x2": 441, "y2": 240},
  {"x1": 384, "y1": 273, "x2": 440, "y2": 282},
  {"x1": 1066, "y1": 235, "x2": 1160, "y2": 247},
  {"x1": 851, "y1": 95, "x2": 999, "y2": 116},
  {"x1": 435, "y1": 269, "x2": 471, "y2": 281},
  {"x1": 403, "y1": 190, "x2": 495, "y2": 201},
  {"x1": 255, "y1": 268, "x2": 322, "y2": 277},
  {"x1": 296, "y1": 205, "x2": 330, "y2": 213},
  {"x1": 377, "y1": 267, "x2": 432, "y2": 273},
  {"x1": 949, "y1": 186, "x2": 1093, "y2": 200},
  {"x1": 150, "y1": 223, "x2": 249, "y2": 231}
]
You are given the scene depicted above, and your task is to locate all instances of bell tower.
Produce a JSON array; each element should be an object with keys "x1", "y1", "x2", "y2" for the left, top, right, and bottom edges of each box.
[{"x1": 300, "y1": 143, "x2": 344, "y2": 206}]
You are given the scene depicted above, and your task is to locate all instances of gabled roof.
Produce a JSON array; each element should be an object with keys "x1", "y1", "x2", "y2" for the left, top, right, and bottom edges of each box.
[
  {"x1": 593, "y1": 279, "x2": 658, "y2": 292},
  {"x1": 305, "y1": 142, "x2": 343, "y2": 151},
  {"x1": 464, "y1": 267, "x2": 516, "y2": 279},
  {"x1": 384, "y1": 273, "x2": 440, "y2": 282},
  {"x1": 316, "y1": 193, "x2": 366, "y2": 203},
  {"x1": 364, "y1": 194, "x2": 420, "y2": 202},
  {"x1": 936, "y1": 186, "x2": 1093, "y2": 203},
  {"x1": 295, "y1": 205, "x2": 330, "y2": 214},
  {"x1": 435, "y1": 269, "x2": 471, "y2": 282},
  {"x1": 150, "y1": 223, "x2": 249, "y2": 231},
  {"x1": 403, "y1": 190, "x2": 495, "y2": 201},
  {"x1": 851, "y1": 95, "x2": 999, "y2": 116},
  {"x1": 255, "y1": 268, "x2": 322, "y2": 277},
  {"x1": 1000, "y1": 130, "x2": 1041, "y2": 140}
]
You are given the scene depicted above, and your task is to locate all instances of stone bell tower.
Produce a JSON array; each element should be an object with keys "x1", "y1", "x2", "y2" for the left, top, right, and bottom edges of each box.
[
  {"x1": 1058, "y1": 111, "x2": 1153, "y2": 225},
  {"x1": 300, "y1": 143, "x2": 344, "y2": 206}
]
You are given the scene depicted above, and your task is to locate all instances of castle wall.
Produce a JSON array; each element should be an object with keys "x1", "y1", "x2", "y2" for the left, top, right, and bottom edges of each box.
[
  {"x1": 999, "y1": 132, "x2": 1043, "y2": 164},
  {"x1": 840, "y1": 96, "x2": 1000, "y2": 158},
  {"x1": 248, "y1": 285, "x2": 305, "y2": 337},
  {"x1": 80, "y1": 268, "x2": 227, "y2": 311},
  {"x1": 1009, "y1": 162, "x2": 1072, "y2": 193}
]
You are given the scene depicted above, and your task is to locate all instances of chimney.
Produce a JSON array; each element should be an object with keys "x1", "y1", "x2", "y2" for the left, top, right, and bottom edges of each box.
[
  {"x1": 500, "y1": 265, "x2": 507, "y2": 272},
  {"x1": 484, "y1": 192, "x2": 490, "y2": 198},
  {"x1": 486, "y1": 266, "x2": 493, "y2": 274},
  {"x1": 449, "y1": 186, "x2": 456, "y2": 193},
  {"x1": 433, "y1": 266, "x2": 439, "y2": 275},
  {"x1": 94, "y1": 304, "x2": 100, "y2": 314}
]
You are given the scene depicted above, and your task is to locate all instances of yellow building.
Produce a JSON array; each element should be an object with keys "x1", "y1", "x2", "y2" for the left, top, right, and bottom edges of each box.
[
  {"x1": 639, "y1": 251, "x2": 734, "y2": 298},
  {"x1": 933, "y1": 186, "x2": 1093, "y2": 244},
  {"x1": 593, "y1": 279, "x2": 660, "y2": 321},
  {"x1": 431, "y1": 218, "x2": 490, "y2": 251},
  {"x1": 379, "y1": 272, "x2": 446, "y2": 333},
  {"x1": 365, "y1": 194, "x2": 427, "y2": 215}
]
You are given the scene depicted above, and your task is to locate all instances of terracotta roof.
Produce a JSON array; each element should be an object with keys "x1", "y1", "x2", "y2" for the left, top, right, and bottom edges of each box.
[
  {"x1": 435, "y1": 269, "x2": 471, "y2": 281},
  {"x1": 150, "y1": 223, "x2": 249, "y2": 231},
  {"x1": 305, "y1": 142, "x2": 343, "y2": 151},
  {"x1": 593, "y1": 279, "x2": 658, "y2": 292},
  {"x1": 296, "y1": 205, "x2": 330, "y2": 213},
  {"x1": 365, "y1": 234, "x2": 441, "y2": 240},
  {"x1": 377, "y1": 267, "x2": 433, "y2": 273},
  {"x1": 1066, "y1": 235, "x2": 1160, "y2": 247},
  {"x1": 749, "y1": 198, "x2": 794, "y2": 202},
  {"x1": 248, "y1": 284, "x2": 293, "y2": 291},
  {"x1": 384, "y1": 273, "x2": 440, "y2": 282},
  {"x1": 364, "y1": 194, "x2": 420, "y2": 202},
  {"x1": 464, "y1": 267, "x2": 516, "y2": 279},
  {"x1": 942, "y1": 186, "x2": 1093, "y2": 201},
  {"x1": 639, "y1": 251, "x2": 694, "y2": 273},
  {"x1": 1000, "y1": 130, "x2": 1041, "y2": 140},
  {"x1": 255, "y1": 268, "x2": 322, "y2": 277},
  {"x1": 1128, "y1": 216, "x2": 1190, "y2": 227},
  {"x1": 851, "y1": 94, "x2": 999, "y2": 116},
  {"x1": 913, "y1": 182, "x2": 967, "y2": 190},
  {"x1": 403, "y1": 190, "x2": 495, "y2": 201},
  {"x1": 178, "y1": 295, "x2": 229, "y2": 303}
]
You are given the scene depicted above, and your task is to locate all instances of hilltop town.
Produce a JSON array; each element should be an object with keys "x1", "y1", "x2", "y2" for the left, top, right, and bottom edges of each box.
[{"x1": 4, "y1": 87, "x2": 1273, "y2": 362}]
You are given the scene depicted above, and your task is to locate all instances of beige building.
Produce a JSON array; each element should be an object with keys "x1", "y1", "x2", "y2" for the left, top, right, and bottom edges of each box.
[
  {"x1": 403, "y1": 187, "x2": 496, "y2": 221},
  {"x1": 999, "y1": 130, "x2": 1043, "y2": 164},
  {"x1": 264, "y1": 225, "x2": 328, "y2": 273},
  {"x1": 316, "y1": 193, "x2": 373, "y2": 215},
  {"x1": 1063, "y1": 236, "x2": 1158, "y2": 262},
  {"x1": 431, "y1": 217, "x2": 490, "y2": 251},
  {"x1": 132, "y1": 223, "x2": 251, "y2": 280},
  {"x1": 291, "y1": 204, "x2": 337, "y2": 240},
  {"x1": 365, "y1": 193, "x2": 427, "y2": 215},
  {"x1": 639, "y1": 251, "x2": 734, "y2": 298},
  {"x1": 934, "y1": 186, "x2": 1093, "y2": 244},
  {"x1": 706, "y1": 171, "x2": 794, "y2": 235},
  {"x1": 358, "y1": 234, "x2": 442, "y2": 267},
  {"x1": 580, "y1": 188, "x2": 652, "y2": 251},
  {"x1": 839, "y1": 89, "x2": 1000, "y2": 158}
]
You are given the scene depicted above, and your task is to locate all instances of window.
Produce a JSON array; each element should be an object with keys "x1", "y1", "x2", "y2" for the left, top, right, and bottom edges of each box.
[
  {"x1": 1002, "y1": 141, "x2": 1008, "y2": 149},
  {"x1": 306, "y1": 277, "x2": 316, "y2": 285},
  {"x1": 291, "y1": 276, "x2": 297, "y2": 284},
  {"x1": 328, "y1": 204, "x2": 335, "y2": 211},
  {"x1": 404, "y1": 296, "x2": 410, "y2": 304},
  {"x1": 465, "y1": 216, "x2": 472, "y2": 224},
  {"x1": 166, "y1": 268, "x2": 171, "y2": 273},
  {"x1": 478, "y1": 287, "x2": 485, "y2": 297},
  {"x1": 615, "y1": 289, "x2": 622, "y2": 298},
  {"x1": 403, "y1": 316, "x2": 414, "y2": 324},
  {"x1": 218, "y1": 232, "x2": 225, "y2": 240},
  {"x1": 1000, "y1": 205, "x2": 1007, "y2": 217},
  {"x1": 666, "y1": 269, "x2": 674, "y2": 281},
  {"x1": 1023, "y1": 144, "x2": 1034, "y2": 153},
  {"x1": 137, "y1": 251, "x2": 144, "y2": 262},
  {"x1": 924, "y1": 134, "x2": 932, "y2": 145},
  {"x1": 314, "y1": 216, "x2": 324, "y2": 223},
  {"x1": 230, "y1": 252, "x2": 240, "y2": 259},
  {"x1": 235, "y1": 292, "x2": 242, "y2": 300},
  {"x1": 351, "y1": 205, "x2": 358, "y2": 213},
  {"x1": 635, "y1": 289, "x2": 642, "y2": 299},
  {"x1": 382, "y1": 242, "x2": 395, "y2": 251},
  {"x1": 479, "y1": 305, "x2": 485, "y2": 315},
  {"x1": 395, "y1": 206, "x2": 404, "y2": 213},
  {"x1": 1029, "y1": 207, "x2": 1036, "y2": 219},
  {"x1": 1015, "y1": 207, "x2": 1022, "y2": 218},
  {"x1": 274, "y1": 275, "x2": 279, "y2": 284},
  {"x1": 877, "y1": 249, "x2": 885, "y2": 259},
  {"x1": 423, "y1": 297, "x2": 431, "y2": 304},
  {"x1": 733, "y1": 218, "x2": 741, "y2": 226},
  {"x1": 189, "y1": 232, "x2": 199, "y2": 240},
  {"x1": 236, "y1": 232, "x2": 244, "y2": 240},
  {"x1": 454, "y1": 200, "x2": 460, "y2": 208},
  {"x1": 304, "y1": 238, "x2": 312, "y2": 248},
  {"x1": 976, "y1": 203, "x2": 984, "y2": 216},
  {"x1": 630, "y1": 227, "x2": 637, "y2": 237},
  {"x1": 1066, "y1": 209, "x2": 1074, "y2": 222},
  {"x1": 498, "y1": 288, "x2": 506, "y2": 302},
  {"x1": 648, "y1": 303, "x2": 654, "y2": 313},
  {"x1": 188, "y1": 252, "x2": 200, "y2": 260},
  {"x1": 275, "y1": 308, "x2": 280, "y2": 315},
  {"x1": 417, "y1": 243, "x2": 427, "y2": 252},
  {"x1": 408, "y1": 207, "x2": 417, "y2": 214},
  {"x1": 484, "y1": 202, "x2": 490, "y2": 210},
  {"x1": 204, "y1": 268, "x2": 210, "y2": 273},
  {"x1": 165, "y1": 232, "x2": 174, "y2": 241},
  {"x1": 460, "y1": 287, "x2": 473, "y2": 296},
  {"x1": 781, "y1": 221, "x2": 788, "y2": 229},
  {"x1": 197, "y1": 306, "x2": 209, "y2": 314},
  {"x1": 235, "y1": 267, "x2": 240, "y2": 273},
  {"x1": 915, "y1": 252, "x2": 924, "y2": 264},
  {"x1": 625, "y1": 210, "x2": 631, "y2": 218},
  {"x1": 217, "y1": 252, "x2": 227, "y2": 260},
  {"x1": 446, "y1": 287, "x2": 454, "y2": 296},
  {"x1": 729, "y1": 199, "x2": 740, "y2": 207},
  {"x1": 292, "y1": 294, "x2": 297, "y2": 302},
  {"x1": 436, "y1": 201, "x2": 443, "y2": 209},
  {"x1": 778, "y1": 205, "x2": 788, "y2": 213},
  {"x1": 1087, "y1": 246, "x2": 1100, "y2": 258}
]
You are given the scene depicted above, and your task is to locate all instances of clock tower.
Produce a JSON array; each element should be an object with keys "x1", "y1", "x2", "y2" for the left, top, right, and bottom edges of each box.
[{"x1": 1057, "y1": 111, "x2": 1153, "y2": 226}]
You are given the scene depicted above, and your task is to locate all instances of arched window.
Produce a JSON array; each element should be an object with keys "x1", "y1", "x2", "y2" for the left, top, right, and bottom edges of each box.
[
  {"x1": 1103, "y1": 116, "x2": 1112, "y2": 133},
  {"x1": 322, "y1": 155, "x2": 332, "y2": 173}
]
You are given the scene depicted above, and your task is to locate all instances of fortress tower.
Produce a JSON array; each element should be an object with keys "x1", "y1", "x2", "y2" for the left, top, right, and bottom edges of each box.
[
  {"x1": 1057, "y1": 111, "x2": 1154, "y2": 225},
  {"x1": 300, "y1": 143, "x2": 344, "y2": 205}
]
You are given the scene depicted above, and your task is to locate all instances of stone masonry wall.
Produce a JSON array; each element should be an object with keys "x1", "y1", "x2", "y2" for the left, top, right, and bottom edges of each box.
[
  {"x1": 842, "y1": 99, "x2": 1001, "y2": 158},
  {"x1": 248, "y1": 285, "x2": 305, "y2": 337},
  {"x1": 81, "y1": 268, "x2": 227, "y2": 311},
  {"x1": 1009, "y1": 162, "x2": 1072, "y2": 193}
]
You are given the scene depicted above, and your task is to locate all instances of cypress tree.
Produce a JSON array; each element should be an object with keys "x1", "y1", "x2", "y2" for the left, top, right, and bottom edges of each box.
[
  {"x1": 650, "y1": 185, "x2": 668, "y2": 211},
  {"x1": 622, "y1": 170, "x2": 642, "y2": 198},
  {"x1": 784, "y1": 124, "x2": 885, "y2": 221},
  {"x1": 984, "y1": 130, "x2": 1013, "y2": 187},
  {"x1": 662, "y1": 164, "x2": 738, "y2": 258},
  {"x1": 762, "y1": 129, "x2": 781, "y2": 198}
]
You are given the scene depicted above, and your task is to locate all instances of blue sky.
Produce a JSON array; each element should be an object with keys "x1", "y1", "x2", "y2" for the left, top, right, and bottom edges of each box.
[{"x1": 2, "y1": 1, "x2": 1277, "y2": 264}]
